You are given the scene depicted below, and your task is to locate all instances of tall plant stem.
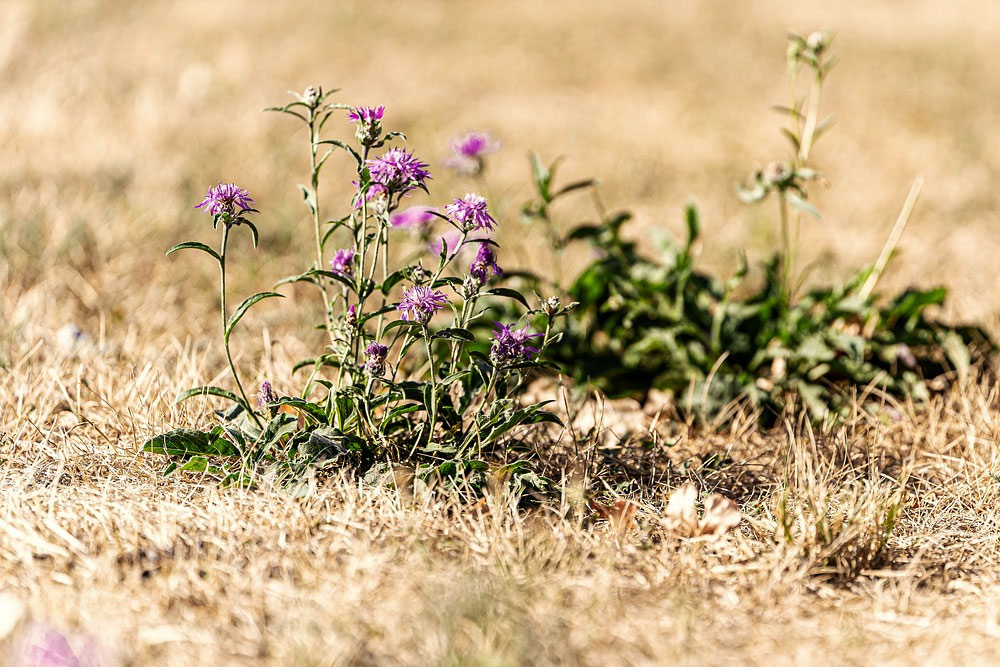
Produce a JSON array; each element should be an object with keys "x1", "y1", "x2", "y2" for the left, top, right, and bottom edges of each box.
[
  {"x1": 423, "y1": 328, "x2": 438, "y2": 438},
  {"x1": 778, "y1": 191, "x2": 794, "y2": 302},
  {"x1": 308, "y1": 111, "x2": 333, "y2": 330},
  {"x1": 219, "y1": 224, "x2": 263, "y2": 429}
]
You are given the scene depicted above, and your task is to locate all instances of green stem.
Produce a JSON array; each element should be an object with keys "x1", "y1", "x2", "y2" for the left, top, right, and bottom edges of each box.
[
  {"x1": 778, "y1": 192, "x2": 793, "y2": 303},
  {"x1": 308, "y1": 111, "x2": 333, "y2": 329},
  {"x1": 423, "y1": 328, "x2": 438, "y2": 439},
  {"x1": 219, "y1": 224, "x2": 263, "y2": 429}
]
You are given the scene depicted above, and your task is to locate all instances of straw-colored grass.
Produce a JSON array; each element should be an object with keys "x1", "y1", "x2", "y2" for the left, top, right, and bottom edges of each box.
[{"x1": 3, "y1": 0, "x2": 1000, "y2": 664}]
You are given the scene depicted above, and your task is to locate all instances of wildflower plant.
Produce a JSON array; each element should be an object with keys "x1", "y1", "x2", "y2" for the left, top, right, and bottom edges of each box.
[
  {"x1": 532, "y1": 33, "x2": 993, "y2": 423},
  {"x1": 144, "y1": 86, "x2": 567, "y2": 489}
]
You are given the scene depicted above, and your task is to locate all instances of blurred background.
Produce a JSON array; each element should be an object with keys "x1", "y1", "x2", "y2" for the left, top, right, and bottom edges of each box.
[{"x1": 2, "y1": 0, "x2": 999, "y2": 357}]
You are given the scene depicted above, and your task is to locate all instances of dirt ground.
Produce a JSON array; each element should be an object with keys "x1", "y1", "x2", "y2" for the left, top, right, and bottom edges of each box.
[{"x1": 2, "y1": 1, "x2": 1000, "y2": 664}]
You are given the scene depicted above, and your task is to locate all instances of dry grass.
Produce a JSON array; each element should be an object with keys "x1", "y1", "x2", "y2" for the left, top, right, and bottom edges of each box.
[{"x1": 3, "y1": 0, "x2": 1000, "y2": 664}]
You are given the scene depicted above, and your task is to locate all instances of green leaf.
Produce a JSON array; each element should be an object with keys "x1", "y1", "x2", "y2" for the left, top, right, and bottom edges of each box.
[
  {"x1": 382, "y1": 318, "x2": 418, "y2": 336},
  {"x1": 381, "y1": 269, "x2": 408, "y2": 295},
  {"x1": 177, "y1": 456, "x2": 228, "y2": 476},
  {"x1": 553, "y1": 179, "x2": 597, "y2": 198},
  {"x1": 565, "y1": 224, "x2": 603, "y2": 241},
  {"x1": 225, "y1": 291, "x2": 284, "y2": 343},
  {"x1": 298, "y1": 184, "x2": 317, "y2": 214},
  {"x1": 275, "y1": 270, "x2": 318, "y2": 288},
  {"x1": 316, "y1": 139, "x2": 363, "y2": 168},
  {"x1": 486, "y1": 287, "x2": 530, "y2": 309},
  {"x1": 432, "y1": 327, "x2": 475, "y2": 342},
  {"x1": 175, "y1": 385, "x2": 249, "y2": 411},
  {"x1": 684, "y1": 203, "x2": 701, "y2": 245},
  {"x1": 941, "y1": 331, "x2": 971, "y2": 381},
  {"x1": 313, "y1": 269, "x2": 358, "y2": 293},
  {"x1": 166, "y1": 242, "x2": 221, "y2": 263},
  {"x1": 142, "y1": 428, "x2": 240, "y2": 457},
  {"x1": 358, "y1": 304, "x2": 396, "y2": 326},
  {"x1": 241, "y1": 221, "x2": 260, "y2": 248},
  {"x1": 786, "y1": 191, "x2": 823, "y2": 220}
]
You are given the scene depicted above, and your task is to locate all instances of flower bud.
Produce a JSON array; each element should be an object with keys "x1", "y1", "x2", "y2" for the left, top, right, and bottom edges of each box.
[
  {"x1": 410, "y1": 264, "x2": 430, "y2": 285},
  {"x1": 303, "y1": 86, "x2": 321, "y2": 109},
  {"x1": 763, "y1": 161, "x2": 789, "y2": 186},
  {"x1": 461, "y1": 275, "x2": 480, "y2": 300}
]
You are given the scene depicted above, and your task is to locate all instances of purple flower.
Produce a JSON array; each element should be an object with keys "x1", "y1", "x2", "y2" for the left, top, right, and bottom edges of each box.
[
  {"x1": 490, "y1": 322, "x2": 542, "y2": 366},
  {"x1": 256, "y1": 381, "x2": 276, "y2": 409},
  {"x1": 195, "y1": 182, "x2": 254, "y2": 216},
  {"x1": 445, "y1": 193, "x2": 496, "y2": 232},
  {"x1": 445, "y1": 131, "x2": 500, "y2": 175},
  {"x1": 364, "y1": 341, "x2": 389, "y2": 377},
  {"x1": 347, "y1": 105, "x2": 385, "y2": 125},
  {"x1": 391, "y1": 205, "x2": 437, "y2": 229},
  {"x1": 367, "y1": 148, "x2": 431, "y2": 195},
  {"x1": 397, "y1": 285, "x2": 449, "y2": 325},
  {"x1": 329, "y1": 248, "x2": 356, "y2": 277},
  {"x1": 353, "y1": 181, "x2": 388, "y2": 210},
  {"x1": 348, "y1": 105, "x2": 385, "y2": 145},
  {"x1": 17, "y1": 621, "x2": 103, "y2": 667},
  {"x1": 469, "y1": 243, "x2": 502, "y2": 285}
]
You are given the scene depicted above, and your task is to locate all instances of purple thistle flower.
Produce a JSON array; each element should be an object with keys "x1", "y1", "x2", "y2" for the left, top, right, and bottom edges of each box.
[
  {"x1": 445, "y1": 193, "x2": 496, "y2": 232},
  {"x1": 445, "y1": 131, "x2": 500, "y2": 176},
  {"x1": 17, "y1": 622, "x2": 103, "y2": 667},
  {"x1": 397, "y1": 285, "x2": 449, "y2": 325},
  {"x1": 364, "y1": 341, "x2": 389, "y2": 377},
  {"x1": 469, "y1": 243, "x2": 502, "y2": 285},
  {"x1": 367, "y1": 148, "x2": 431, "y2": 195},
  {"x1": 490, "y1": 322, "x2": 542, "y2": 366},
  {"x1": 347, "y1": 105, "x2": 385, "y2": 125},
  {"x1": 329, "y1": 248, "x2": 356, "y2": 277},
  {"x1": 391, "y1": 205, "x2": 437, "y2": 229},
  {"x1": 195, "y1": 182, "x2": 254, "y2": 216},
  {"x1": 256, "y1": 381, "x2": 276, "y2": 409}
]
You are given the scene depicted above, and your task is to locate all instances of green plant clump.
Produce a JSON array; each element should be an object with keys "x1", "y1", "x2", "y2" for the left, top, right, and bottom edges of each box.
[{"x1": 536, "y1": 32, "x2": 992, "y2": 423}]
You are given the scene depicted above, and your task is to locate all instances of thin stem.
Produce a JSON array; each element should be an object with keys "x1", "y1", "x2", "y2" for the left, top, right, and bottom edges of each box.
[
  {"x1": 220, "y1": 224, "x2": 263, "y2": 429},
  {"x1": 308, "y1": 110, "x2": 333, "y2": 328},
  {"x1": 778, "y1": 191, "x2": 793, "y2": 302},
  {"x1": 423, "y1": 328, "x2": 438, "y2": 439}
]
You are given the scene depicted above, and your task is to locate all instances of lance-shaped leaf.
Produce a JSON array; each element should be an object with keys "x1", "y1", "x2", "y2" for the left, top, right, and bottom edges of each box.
[
  {"x1": 176, "y1": 385, "x2": 250, "y2": 412},
  {"x1": 142, "y1": 427, "x2": 240, "y2": 458},
  {"x1": 166, "y1": 241, "x2": 221, "y2": 264},
  {"x1": 225, "y1": 292, "x2": 285, "y2": 343}
]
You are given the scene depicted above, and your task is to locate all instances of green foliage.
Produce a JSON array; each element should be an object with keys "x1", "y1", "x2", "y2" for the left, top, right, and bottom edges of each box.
[
  {"x1": 530, "y1": 30, "x2": 994, "y2": 424},
  {"x1": 547, "y1": 204, "x2": 991, "y2": 422}
]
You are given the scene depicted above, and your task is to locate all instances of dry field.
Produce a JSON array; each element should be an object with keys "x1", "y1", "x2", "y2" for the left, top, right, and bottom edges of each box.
[{"x1": 3, "y1": 0, "x2": 1000, "y2": 664}]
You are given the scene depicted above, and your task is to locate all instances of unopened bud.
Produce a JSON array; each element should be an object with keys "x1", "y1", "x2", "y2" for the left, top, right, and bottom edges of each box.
[{"x1": 303, "y1": 86, "x2": 321, "y2": 108}]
